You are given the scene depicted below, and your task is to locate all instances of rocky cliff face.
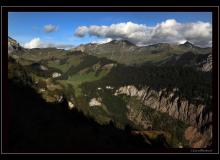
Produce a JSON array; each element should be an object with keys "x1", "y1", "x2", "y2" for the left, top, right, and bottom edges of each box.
[
  {"x1": 8, "y1": 36, "x2": 23, "y2": 54},
  {"x1": 114, "y1": 85, "x2": 212, "y2": 148},
  {"x1": 198, "y1": 54, "x2": 212, "y2": 72}
]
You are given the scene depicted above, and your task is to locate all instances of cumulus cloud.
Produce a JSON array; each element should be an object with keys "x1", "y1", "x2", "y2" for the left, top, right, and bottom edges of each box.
[
  {"x1": 92, "y1": 38, "x2": 113, "y2": 44},
  {"x1": 23, "y1": 38, "x2": 74, "y2": 49},
  {"x1": 24, "y1": 37, "x2": 41, "y2": 48},
  {"x1": 44, "y1": 24, "x2": 58, "y2": 33},
  {"x1": 74, "y1": 19, "x2": 212, "y2": 47},
  {"x1": 75, "y1": 26, "x2": 88, "y2": 37}
]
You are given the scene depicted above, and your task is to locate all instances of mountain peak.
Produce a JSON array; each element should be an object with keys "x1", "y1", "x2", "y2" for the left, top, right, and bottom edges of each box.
[
  {"x1": 108, "y1": 39, "x2": 135, "y2": 46},
  {"x1": 183, "y1": 41, "x2": 194, "y2": 47}
]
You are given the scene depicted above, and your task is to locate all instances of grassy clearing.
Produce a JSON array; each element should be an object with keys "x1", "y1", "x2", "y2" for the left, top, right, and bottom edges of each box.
[
  {"x1": 97, "y1": 52, "x2": 172, "y2": 65},
  {"x1": 47, "y1": 56, "x2": 81, "y2": 73},
  {"x1": 58, "y1": 68, "x2": 110, "y2": 97}
]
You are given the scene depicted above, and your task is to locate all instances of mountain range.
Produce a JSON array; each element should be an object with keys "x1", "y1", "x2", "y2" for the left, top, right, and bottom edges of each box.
[
  {"x1": 71, "y1": 39, "x2": 211, "y2": 65},
  {"x1": 7, "y1": 36, "x2": 213, "y2": 151}
]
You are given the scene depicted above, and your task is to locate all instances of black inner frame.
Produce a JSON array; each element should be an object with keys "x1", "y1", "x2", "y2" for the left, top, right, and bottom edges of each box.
[{"x1": 1, "y1": 6, "x2": 219, "y2": 154}]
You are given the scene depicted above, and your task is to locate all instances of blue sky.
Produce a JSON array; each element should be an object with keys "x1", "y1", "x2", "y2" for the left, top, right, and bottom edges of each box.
[{"x1": 8, "y1": 12, "x2": 212, "y2": 48}]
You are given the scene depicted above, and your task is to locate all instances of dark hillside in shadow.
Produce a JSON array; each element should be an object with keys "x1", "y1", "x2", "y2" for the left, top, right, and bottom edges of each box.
[{"x1": 7, "y1": 80, "x2": 167, "y2": 153}]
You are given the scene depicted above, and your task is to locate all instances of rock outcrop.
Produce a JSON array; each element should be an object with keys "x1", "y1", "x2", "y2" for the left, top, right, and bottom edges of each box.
[
  {"x1": 52, "y1": 72, "x2": 62, "y2": 78},
  {"x1": 68, "y1": 101, "x2": 75, "y2": 109},
  {"x1": 198, "y1": 54, "x2": 212, "y2": 72},
  {"x1": 89, "y1": 98, "x2": 102, "y2": 107},
  {"x1": 184, "y1": 126, "x2": 212, "y2": 148},
  {"x1": 40, "y1": 65, "x2": 48, "y2": 71},
  {"x1": 8, "y1": 36, "x2": 23, "y2": 54},
  {"x1": 115, "y1": 85, "x2": 212, "y2": 148},
  {"x1": 126, "y1": 104, "x2": 152, "y2": 130}
]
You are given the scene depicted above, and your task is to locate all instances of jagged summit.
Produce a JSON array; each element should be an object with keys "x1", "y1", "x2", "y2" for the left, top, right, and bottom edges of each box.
[
  {"x1": 107, "y1": 39, "x2": 135, "y2": 46},
  {"x1": 181, "y1": 41, "x2": 194, "y2": 48}
]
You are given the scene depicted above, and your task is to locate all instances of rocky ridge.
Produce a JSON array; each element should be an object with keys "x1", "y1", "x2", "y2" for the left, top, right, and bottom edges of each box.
[
  {"x1": 8, "y1": 36, "x2": 23, "y2": 54},
  {"x1": 198, "y1": 54, "x2": 212, "y2": 72},
  {"x1": 114, "y1": 85, "x2": 212, "y2": 148}
]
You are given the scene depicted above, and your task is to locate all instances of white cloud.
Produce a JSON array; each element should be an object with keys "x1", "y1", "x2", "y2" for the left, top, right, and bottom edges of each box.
[
  {"x1": 74, "y1": 19, "x2": 212, "y2": 47},
  {"x1": 24, "y1": 37, "x2": 41, "y2": 48},
  {"x1": 23, "y1": 37, "x2": 74, "y2": 49},
  {"x1": 75, "y1": 26, "x2": 88, "y2": 37},
  {"x1": 92, "y1": 38, "x2": 113, "y2": 44},
  {"x1": 177, "y1": 39, "x2": 187, "y2": 44},
  {"x1": 44, "y1": 24, "x2": 58, "y2": 33}
]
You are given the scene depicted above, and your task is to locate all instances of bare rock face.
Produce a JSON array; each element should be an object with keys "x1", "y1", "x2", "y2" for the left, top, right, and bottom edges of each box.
[
  {"x1": 184, "y1": 126, "x2": 212, "y2": 148},
  {"x1": 89, "y1": 98, "x2": 102, "y2": 107},
  {"x1": 201, "y1": 54, "x2": 212, "y2": 72},
  {"x1": 72, "y1": 43, "x2": 99, "y2": 53},
  {"x1": 8, "y1": 36, "x2": 22, "y2": 54},
  {"x1": 52, "y1": 72, "x2": 61, "y2": 78},
  {"x1": 102, "y1": 63, "x2": 116, "y2": 70},
  {"x1": 40, "y1": 65, "x2": 48, "y2": 71},
  {"x1": 198, "y1": 54, "x2": 212, "y2": 72},
  {"x1": 68, "y1": 101, "x2": 75, "y2": 109},
  {"x1": 126, "y1": 104, "x2": 152, "y2": 130},
  {"x1": 115, "y1": 85, "x2": 212, "y2": 148}
]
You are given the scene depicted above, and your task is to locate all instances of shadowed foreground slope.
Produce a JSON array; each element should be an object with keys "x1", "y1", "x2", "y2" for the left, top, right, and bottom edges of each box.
[{"x1": 7, "y1": 80, "x2": 169, "y2": 153}]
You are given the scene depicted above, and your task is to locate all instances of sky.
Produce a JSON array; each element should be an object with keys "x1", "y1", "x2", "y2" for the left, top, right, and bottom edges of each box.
[{"x1": 8, "y1": 12, "x2": 212, "y2": 49}]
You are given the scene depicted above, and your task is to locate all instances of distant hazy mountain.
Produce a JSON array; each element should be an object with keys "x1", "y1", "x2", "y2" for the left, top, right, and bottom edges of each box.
[{"x1": 71, "y1": 40, "x2": 211, "y2": 65}]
